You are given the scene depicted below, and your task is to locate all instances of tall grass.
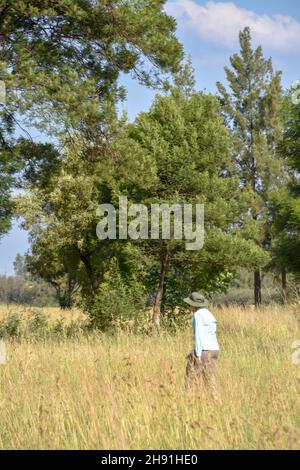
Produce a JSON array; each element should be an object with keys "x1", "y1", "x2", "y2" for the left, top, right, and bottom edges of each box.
[{"x1": 0, "y1": 304, "x2": 299, "y2": 449}]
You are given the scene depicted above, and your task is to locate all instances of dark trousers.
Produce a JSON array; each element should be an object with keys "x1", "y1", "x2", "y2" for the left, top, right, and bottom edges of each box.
[{"x1": 185, "y1": 350, "x2": 219, "y2": 398}]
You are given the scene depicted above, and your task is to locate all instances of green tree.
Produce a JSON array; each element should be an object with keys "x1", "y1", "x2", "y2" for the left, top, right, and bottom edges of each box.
[
  {"x1": 113, "y1": 86, "x2": 268, "y2": 325},
  {"x1": 0, "y1": 0, "x2": 182, "y2": 131},
  {"x1": 13, "y1": 253, "x2": 28, "y2": 277},
  {"x1": 271, "y1": 95, "x2": 300, "y2": 279},
  {"x1": 17, "y1": 85, "x2": 268, "y2": 325},
  {"x1": 0, "y1": 154, "x2": 12, "y2": 238},
  {"x1": 15, "y1": 108, "x2": 146, "y2": 308},
  {"x1": 217, "y1": 27, "x2": 286, "y2": 306},
  {"x1": 0, "y1": 102, "x2": 17, "y2": 239},
  {"x1": 25, "y1": 238, "x2": 81, "y2": 308},
  {"x1": 1, "y1": 0, "x2": 183, "y2": 238}
]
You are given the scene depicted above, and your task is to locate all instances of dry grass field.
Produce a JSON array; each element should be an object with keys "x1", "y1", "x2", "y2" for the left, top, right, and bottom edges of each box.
[
  {"x1": 0, "y1": 304, "x2": 299, "y2": 449},
  {"x1": 0, "y1": 304, "x2": 86, "y2": 323}
]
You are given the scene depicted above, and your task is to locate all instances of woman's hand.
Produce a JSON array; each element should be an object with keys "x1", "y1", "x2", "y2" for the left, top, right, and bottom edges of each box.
[{"x1": 194, "y1": 355, "x2": 202, "y2": 365}]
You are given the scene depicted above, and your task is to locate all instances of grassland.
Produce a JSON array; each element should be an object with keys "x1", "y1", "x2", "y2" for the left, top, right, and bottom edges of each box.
[{"x1": 0, "y1": 304, "x2": 299, "y2": 449}]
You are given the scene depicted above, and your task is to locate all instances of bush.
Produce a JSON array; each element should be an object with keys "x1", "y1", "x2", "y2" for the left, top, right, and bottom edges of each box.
[
  {"x1": 161, "y1": 306, "x2": 190, "y2": 333},
  {"x1": 0, "y1": 313, "x2": 22, "y2": 339},
  {"x1": 87, "y1": 259, "x2": 148, "y2": 332},
  {"x1": 0, "y1": 311, "x2": 87, "y2": 340},
  {"x1": 26, "y1": 311, "x2": 49, "y2": 337}
]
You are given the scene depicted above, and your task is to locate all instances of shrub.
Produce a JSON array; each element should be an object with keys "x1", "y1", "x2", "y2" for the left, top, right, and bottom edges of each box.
[
  {"x1": 0, "y1": 311, "x2": 87, "y2": 340},
  {"x1": 87, "y1": 259, "x2": 147, "y2": 332},
  {"x1": 0, "y1": 313, "x2": 22, "y2": 339}
]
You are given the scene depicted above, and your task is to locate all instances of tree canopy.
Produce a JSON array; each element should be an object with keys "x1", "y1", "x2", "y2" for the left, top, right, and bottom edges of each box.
[
  {"x1": 217, "y1": 27, "x2": 286, "y2": 305},
  {"x1": 0, "y1": 0, "x2": 183, "y2": 239}
]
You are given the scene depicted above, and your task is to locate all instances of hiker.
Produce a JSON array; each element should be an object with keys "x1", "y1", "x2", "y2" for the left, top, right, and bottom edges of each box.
[{"x1": 183, "y1": 292, "x2": 220, "y2": 398}]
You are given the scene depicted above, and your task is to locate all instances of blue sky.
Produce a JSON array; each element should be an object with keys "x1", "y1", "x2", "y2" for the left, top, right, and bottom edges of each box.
[{"x1": 1, "y1": 0, "x2": 299, "y2": 275}]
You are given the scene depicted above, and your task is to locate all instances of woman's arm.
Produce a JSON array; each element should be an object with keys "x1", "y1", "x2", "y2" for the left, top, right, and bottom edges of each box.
[{"x1": 193, "y1": 314, "x2": 203, "y2": 357}]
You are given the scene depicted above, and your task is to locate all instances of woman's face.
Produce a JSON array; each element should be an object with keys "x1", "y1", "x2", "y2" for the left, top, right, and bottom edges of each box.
[{"x1": 188, "y1": 305, "x2": 196, "y2": 313}]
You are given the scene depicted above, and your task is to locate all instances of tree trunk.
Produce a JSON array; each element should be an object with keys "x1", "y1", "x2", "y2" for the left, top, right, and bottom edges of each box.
[
  {"x1": 254, "y1": 270, "x2": 262, "y2": 307},
  {"x1": 78, "y1": 249, "x2": 96, "y2": 294},
  {"x1": 152, "y1": 249, "x2": 169, "y2": 328},
  {"x1": 281, "y1": 268, "x2": 287, "y2": 303}
]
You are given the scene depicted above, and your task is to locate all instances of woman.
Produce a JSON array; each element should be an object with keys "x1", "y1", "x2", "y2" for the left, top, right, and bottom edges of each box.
[{"x1": 183, "y1": 292, "x2": 220, "y2": 398}]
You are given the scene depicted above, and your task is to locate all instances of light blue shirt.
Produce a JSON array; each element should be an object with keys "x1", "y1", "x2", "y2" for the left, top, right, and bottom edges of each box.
[{"x1": 192, "y1": 308, "x2": 219, "y2": 357}]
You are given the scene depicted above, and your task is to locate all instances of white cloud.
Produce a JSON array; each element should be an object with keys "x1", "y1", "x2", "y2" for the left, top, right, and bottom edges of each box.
[{"x1": 166, "y1": 0, "x2": 300, "y2": 53}]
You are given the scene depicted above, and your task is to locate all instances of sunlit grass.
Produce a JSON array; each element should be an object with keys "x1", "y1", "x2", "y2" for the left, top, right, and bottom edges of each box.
[
  {"x1": 0, "y1": 304, "x2": 299, "y2": 449},
  {"x1": 0, "y1": 304, "x2": 86, "y2": 323}
]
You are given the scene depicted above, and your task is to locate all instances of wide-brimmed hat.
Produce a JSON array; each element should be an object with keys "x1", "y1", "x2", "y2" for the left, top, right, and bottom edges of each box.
[{"x1": 183, "y1": 292, "x2": 208, "y2": 308}]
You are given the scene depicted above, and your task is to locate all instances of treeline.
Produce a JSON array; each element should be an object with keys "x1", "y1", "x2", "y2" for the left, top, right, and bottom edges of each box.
[
  {"x1": 0, "y1": 254, "x2": 57, "y2": 306},
  {"x1": 0, "y1": 274, "x2": 57, "y2": 307},
  {"x1": 0, "y1": 2, "x2": 299, "y2": 328}
]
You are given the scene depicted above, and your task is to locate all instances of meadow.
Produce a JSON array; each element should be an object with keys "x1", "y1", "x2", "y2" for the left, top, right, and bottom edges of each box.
[{"x1": 0, "y1": 304, "x2": 299, "y2": 450}]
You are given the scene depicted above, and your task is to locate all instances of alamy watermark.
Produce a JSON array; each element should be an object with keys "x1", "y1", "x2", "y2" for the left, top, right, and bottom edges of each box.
[
  {"x1": 96, "y1": 196, "x2": 204, "y2": 250},
  {"x1": 291, "y1": 340, "x2": 300, "y2": 365},
  {"x1": 291, "y1": 80, "x2": 300, "y2": 105}
]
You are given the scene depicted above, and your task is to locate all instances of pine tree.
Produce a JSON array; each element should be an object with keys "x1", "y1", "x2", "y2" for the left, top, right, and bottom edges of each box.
[
  {"x1": 217, "y1": 27, "x2": 286, "y2": 306},
  {"x1": 0, "y1": 0, "x2": 182, "y2": 132},
  {"x1": 271, "y1": 94, "x2": 300, "y2": 278},
  {"x1": 0, "y1": 0, "x2": 183, "y2": 238}
]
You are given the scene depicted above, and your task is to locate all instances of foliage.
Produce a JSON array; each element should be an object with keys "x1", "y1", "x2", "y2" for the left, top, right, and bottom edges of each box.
[
  {"x1": 216, "y1": 27, "x2": 286, "y2": 304},
  {"x1": 0, "y1": 0, "x2": 182, "y2": 132},
  {"x1": 114, "y1": 85, "x2": 268, "y2": 322},
  {"x1": 270, "y1": 97, "x2": 300, "y2": 275},
  {"x1": 0, "y1": 0, "x2": 182, "y2": 238},
  {"x1": 0, "y1": 308, "x2": 87, "y2": 340},
  {"x1": 16, "y1": 81, "x2": 268, "y2": 327},
  {"x1": 88, "y1": 258, "x2": 148, "y2": 332}
]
